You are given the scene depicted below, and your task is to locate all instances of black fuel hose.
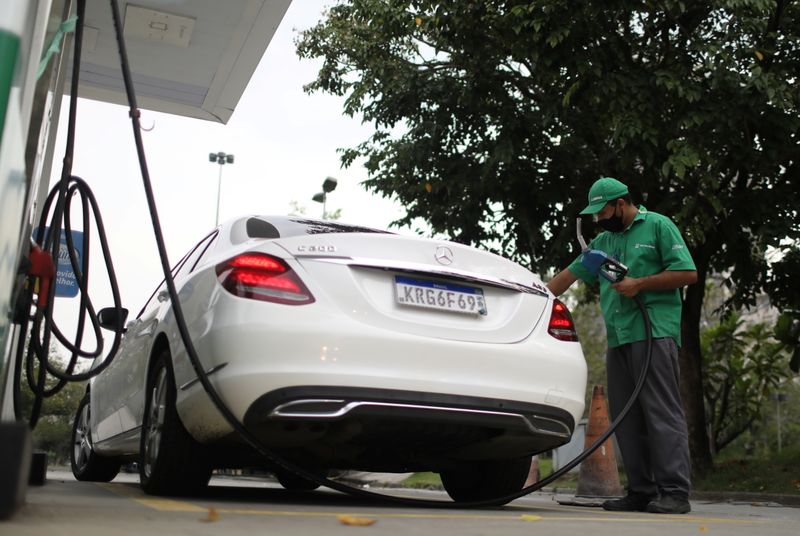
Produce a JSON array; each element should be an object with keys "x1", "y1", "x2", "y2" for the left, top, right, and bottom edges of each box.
[
  {"x1": 115, "y1": 0, "x2": 658, "y2": 508},
  {"x1": 15, "y1": 0, "x2": 125, "y2": 429}
]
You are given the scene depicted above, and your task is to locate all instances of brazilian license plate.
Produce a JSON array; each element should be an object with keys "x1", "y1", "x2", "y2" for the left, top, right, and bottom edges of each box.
[{"x1": 394, "y1": 275, "x2": 487, "y2": 316}]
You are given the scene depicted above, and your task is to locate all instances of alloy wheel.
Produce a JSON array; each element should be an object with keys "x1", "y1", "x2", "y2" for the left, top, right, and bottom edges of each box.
[
  {"x1": 143, "y1": 367, "x2": 168, "y2": 479},
  {"x1": 73, "y1": 401, "x2": 92, "y2": 472}
]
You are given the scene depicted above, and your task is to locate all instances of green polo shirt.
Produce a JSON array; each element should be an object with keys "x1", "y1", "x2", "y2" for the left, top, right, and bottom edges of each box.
[{"x1": 568, "y1": 206, "x2": 696, "y2": 348}]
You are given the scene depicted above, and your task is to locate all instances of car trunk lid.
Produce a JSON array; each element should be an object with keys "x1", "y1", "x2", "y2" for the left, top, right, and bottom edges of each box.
[{"x1": 274, "y1": 233, "x2": 550, "y2": 343}]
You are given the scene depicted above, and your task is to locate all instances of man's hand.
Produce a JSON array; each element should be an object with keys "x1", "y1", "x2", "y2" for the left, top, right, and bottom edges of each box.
[
  {"x1": 547, "y1": 269, "x2": 578, "y2": 297},
  {"x1": 611, "y1": 277, "x2": 643, "y2": 297},
  {"x1": 612, "y1": 270, "x2": 698, "y2": 297}
]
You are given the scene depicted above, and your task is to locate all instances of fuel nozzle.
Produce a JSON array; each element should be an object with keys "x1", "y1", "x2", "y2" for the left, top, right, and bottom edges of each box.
[{"x1": 576, "y1": 218, "x2": 629, "y2": 283}]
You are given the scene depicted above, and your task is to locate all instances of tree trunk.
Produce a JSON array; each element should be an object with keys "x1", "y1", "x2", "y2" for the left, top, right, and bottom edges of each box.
[{"x1": 680, "y1": 268, "x2": 713, "y2": 476}]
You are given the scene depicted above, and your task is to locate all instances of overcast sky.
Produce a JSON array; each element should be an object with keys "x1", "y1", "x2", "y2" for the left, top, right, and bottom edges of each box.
[{"x1": 49, "y1": 0, "x2": 408, "y2": 331}]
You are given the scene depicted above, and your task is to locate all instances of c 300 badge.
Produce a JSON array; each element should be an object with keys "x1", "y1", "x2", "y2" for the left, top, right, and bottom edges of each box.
[{"x1": 297, "y1": 245, "x2": 337, "y2": 253}]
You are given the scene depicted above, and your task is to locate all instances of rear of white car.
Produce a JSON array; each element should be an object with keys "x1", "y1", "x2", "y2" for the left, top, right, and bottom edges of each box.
[
  {"x1": 170, "y1": 217, "x2": 587, "y2": 474},
  {"x1": 77, "y1": 216, "x2": 587, "y2": 502}
]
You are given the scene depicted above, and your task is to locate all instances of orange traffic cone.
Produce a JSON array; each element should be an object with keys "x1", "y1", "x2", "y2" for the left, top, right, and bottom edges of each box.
[
  {"x1": 558, "y1": 385, "x2": 623, "y2": 507},
  {"x1": 524, "y1": 455, "x2": 540, "y2": 487}
]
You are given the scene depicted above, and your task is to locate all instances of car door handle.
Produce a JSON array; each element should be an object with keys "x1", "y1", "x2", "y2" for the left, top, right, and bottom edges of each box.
[{"x1": 157, "y1": 290, "x2": 169, "y2": 302}]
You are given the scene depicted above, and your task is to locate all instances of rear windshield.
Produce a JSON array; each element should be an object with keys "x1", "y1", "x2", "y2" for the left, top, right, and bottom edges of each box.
[{"x1": 246, "y1": 216, "x2": 392, "y2": 239}]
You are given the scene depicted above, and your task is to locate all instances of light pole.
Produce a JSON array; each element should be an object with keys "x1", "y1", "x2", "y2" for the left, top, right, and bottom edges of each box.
[
  {"x1": 208, "y1": 151, "x2": 234, "y2": 226},
  {"x1": 312, "y1": 176, "x2": 338, "y2": 219}
]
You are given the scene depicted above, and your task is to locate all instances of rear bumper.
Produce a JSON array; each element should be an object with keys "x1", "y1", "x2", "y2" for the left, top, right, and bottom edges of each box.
[
  {"x1": 237, "y1": 386, "x2": 574, "y2": 471},
  {"x1": 246, "y1": 385, "x2": 573, "y2": 437}
]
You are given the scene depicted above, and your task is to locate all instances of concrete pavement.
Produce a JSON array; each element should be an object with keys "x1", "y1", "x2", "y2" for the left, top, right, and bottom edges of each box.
[{"x1": 2, "y1": 470, "x2": 798, "y2": 535}]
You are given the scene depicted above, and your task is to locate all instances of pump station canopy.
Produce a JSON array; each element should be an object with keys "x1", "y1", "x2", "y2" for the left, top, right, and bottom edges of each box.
[{"x1": 66, "y1": 0, "x2": 292, "y2": 123}]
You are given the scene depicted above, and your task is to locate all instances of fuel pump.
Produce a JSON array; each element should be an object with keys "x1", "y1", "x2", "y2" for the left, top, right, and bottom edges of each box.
[{"x1": 0, "y1": 0, "x2": 54, "y2": 519}]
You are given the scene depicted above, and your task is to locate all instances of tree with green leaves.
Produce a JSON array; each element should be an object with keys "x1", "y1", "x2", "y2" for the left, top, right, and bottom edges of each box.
[
  {"x1": 18, "y1": 359, "x2": 86, "y2": 465},
  {"x1": 701, "y1": 313, "x2": 790, "y2": 454},
  {"x1": 298, "y1": 0, "x2": 799, "y2": 474}
]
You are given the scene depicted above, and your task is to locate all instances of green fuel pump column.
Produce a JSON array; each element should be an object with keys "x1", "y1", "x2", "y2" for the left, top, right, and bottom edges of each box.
[{"x1": 0, "y1": 0, "x2": 52, "y2": 521}]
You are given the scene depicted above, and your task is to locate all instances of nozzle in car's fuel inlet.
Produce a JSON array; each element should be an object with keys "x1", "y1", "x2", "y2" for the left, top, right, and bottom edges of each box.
[{"x1": 576, "y1": 218, "x2": 628, "y2": 283}]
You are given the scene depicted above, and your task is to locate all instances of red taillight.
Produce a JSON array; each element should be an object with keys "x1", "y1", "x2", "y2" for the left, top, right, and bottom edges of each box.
[
  {"x1": 548, "y1": 299, "x2": 579, "y2": 342},
  {"x1": 216, "y1": 253, "x2": 315, "y2": 305}
]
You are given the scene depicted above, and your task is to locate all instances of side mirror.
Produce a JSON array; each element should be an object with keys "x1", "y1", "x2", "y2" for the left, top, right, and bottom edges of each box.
[{"x1": 98, "y1": 307, "x2": 129, "y2": 333}]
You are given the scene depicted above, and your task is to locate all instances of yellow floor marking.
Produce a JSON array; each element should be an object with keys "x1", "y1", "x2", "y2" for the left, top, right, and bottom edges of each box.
[
  {"x1": 135, "y1": 498, "x2": 208, "y2": 512},
  {"x1": 96, "y1": 483, "x2": 207, "y2": 512},
  {"x1": 192, "y1": 508, "x2": 763, "y2": 525},
  {"x1": 94, "y1": 483, "x2": 763, "y2": 525},
  {"x1": 95, "y1": 482, "x2": 140, "y2": 498}
]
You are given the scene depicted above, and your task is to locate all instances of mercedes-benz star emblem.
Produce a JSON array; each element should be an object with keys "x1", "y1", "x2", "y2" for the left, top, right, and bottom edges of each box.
[{"x1": 434, "y1": 245, "x2": 454, "y2": 265}]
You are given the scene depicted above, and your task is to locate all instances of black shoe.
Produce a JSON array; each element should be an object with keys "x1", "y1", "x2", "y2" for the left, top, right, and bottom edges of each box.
[
  {"x1": 646, "y1": 493, "x2": 691, "y2": 514},
  {"x1": 602, "y1": 492, "x2": 654, "y2": 512}
]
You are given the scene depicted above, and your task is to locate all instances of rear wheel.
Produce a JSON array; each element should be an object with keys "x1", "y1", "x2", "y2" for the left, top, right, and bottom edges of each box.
[
  {"x1": 139, "y1": 350, "x2": 212, "y2": 495},
  {"x1": 273, "y1": 465, "x2": 324, "y2": 491},
  {"x1": 71, "y1": 393, "x2": 121, "y2": 482},
  {"x1": 441, "y1": 458, "x2": 531, "y2": 504}
]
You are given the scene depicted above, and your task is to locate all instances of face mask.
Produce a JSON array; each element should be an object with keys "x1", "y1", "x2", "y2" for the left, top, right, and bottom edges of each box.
[{"x1": 597, "y1": 204, "x2": 625, "y2": 232}]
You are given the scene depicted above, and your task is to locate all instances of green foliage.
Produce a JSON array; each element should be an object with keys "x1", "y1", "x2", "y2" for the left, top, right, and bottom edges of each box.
[
  {"x1": 288, "y1": 200, "x2": 307, "y2": 216},
  {"x1": 701, "y1": 313, "x2": 792, "y2": 453},
  {"x1": 299, "y1": 1, "x2": 800, "y2": 303},
  {"x1": 692, "y1": 444, "x2": 800, "y2": 494},
  {"x1": 18, "y1": 356, "x2": 86, "y2": 465},
  {"x1": 326, "y1": 208, "x2": 344, "y2": 221},
  {"x1": 737, "y1": 378, "x2": 800, "y2": 458},
  {"x1": 766, "y1": 247, "x2": 800, "y2": 312},
  {"x1": 288, "y1": 200, "x2": 342, "y2": 220},
  {"x1": 400, "y1": 471, "x2": 442, "y2": 489},
  {"x1": 772, "y1": 301, "x2": 800, "y2": 373}
]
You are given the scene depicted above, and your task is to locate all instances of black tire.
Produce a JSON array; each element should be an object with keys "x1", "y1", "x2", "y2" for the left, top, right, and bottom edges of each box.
[
  {"x1": 440, "y1": 458, "x2": 531, "y2": 504},
  {"x1": 71, "y1": 393, "x2": 121, "y2": 482},
  {"x1": 139, "y1": 350, "x2": 212, "y2": 495},
  {"x1": 273, "y1": 465, "x2": 324, "y2": 491}
]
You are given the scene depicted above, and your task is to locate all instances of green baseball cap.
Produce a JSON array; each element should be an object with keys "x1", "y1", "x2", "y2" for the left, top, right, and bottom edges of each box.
[{"x1": 579, "y1": 177, "x2": 629, "y2": 215}]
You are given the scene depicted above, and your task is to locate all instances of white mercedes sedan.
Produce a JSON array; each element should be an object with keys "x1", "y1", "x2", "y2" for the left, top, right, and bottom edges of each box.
[{"x1": 71, "y1": 216, "x2": 586, "y2": 503}]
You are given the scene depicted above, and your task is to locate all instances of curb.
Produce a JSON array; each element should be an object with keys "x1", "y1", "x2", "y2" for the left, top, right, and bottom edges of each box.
[
  {"x1": 547, "y1": 488, "x2": 800, "y2": 508},
  {"x1": 688, "y1": 490, "x2": 800, "y2": 507},
  {"x1": 48, "y1": 467, "x2": 800, "y2": 507},
  {"x1": 342, "y1": 478, "x2": 800, "y2": 508}
]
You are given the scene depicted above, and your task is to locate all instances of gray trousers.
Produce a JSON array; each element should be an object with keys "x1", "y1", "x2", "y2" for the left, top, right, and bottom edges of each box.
[{"x1": 606, "y1": 338, "x2": 691, "y2": 497}]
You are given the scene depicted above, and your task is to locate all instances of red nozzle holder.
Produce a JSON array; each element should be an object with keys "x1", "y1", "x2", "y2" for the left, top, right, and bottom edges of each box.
[{"x1": 28, "y1": 245, "x2": 56, "y2": 306}]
